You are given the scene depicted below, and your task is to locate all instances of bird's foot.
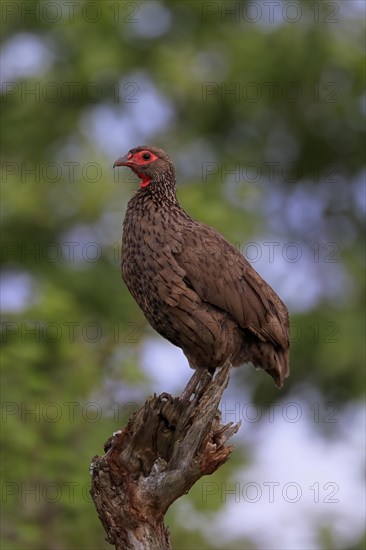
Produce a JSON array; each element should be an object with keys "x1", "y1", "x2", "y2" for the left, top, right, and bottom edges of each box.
[{"x1": 180, "y1": 367, "x2": 211, "y2": 404}]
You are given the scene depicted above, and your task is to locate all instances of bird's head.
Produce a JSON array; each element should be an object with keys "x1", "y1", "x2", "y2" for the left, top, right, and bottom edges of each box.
[{"x1": 113, "y1": 145, "x2": 175, "y2": 190}]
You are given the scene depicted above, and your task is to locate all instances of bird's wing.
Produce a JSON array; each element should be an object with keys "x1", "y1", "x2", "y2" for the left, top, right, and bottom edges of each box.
[{"x1": 172, "y1": 223, "x2": 289, "y2": 350}]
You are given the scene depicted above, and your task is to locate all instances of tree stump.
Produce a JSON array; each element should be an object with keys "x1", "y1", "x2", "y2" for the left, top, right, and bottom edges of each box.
[{"x1": 90, "y1": 363, "x2": 240, "y2": 550}]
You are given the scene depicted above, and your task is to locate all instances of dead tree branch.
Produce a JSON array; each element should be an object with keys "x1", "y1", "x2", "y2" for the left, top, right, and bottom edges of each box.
[{"x1": 90, "y1": 363, "x2": 240, "y2": 550}]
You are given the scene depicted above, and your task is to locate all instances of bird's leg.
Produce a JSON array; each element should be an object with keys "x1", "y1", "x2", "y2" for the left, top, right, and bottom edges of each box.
[{"x1": 180, "y1": 367, "x2": 209, "y2": 403}]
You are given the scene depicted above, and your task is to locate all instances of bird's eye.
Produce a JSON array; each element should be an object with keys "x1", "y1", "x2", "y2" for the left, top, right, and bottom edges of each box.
[{"x1": 142, "y1": 153, "x2": 151, "y2": 160}]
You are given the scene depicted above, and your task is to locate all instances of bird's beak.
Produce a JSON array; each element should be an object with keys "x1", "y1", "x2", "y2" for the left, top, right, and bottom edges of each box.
[{"x1": 113, "y1": 154, "x2": 131, "y2": 168}]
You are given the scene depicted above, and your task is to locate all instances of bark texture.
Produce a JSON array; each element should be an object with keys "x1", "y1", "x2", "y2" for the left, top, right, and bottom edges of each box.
[{"x1": 90, "y1": 363, "x2": 240, "y2": 550}]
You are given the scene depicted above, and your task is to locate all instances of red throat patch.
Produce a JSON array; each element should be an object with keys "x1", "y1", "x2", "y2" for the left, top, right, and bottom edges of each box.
[{"x1": 138, "y1": 174, "x2": 151, "y2": 188}]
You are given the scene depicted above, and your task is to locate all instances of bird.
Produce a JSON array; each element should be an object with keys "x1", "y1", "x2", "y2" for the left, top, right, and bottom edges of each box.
[{"x1": 113, "y1": 145, "x2": 290, "y2": 398}]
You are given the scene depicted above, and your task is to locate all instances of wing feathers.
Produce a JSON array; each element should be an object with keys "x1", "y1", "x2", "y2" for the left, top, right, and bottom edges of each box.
[{"x1": 173, "y1": 225, "x2": 289, "y2": 352}]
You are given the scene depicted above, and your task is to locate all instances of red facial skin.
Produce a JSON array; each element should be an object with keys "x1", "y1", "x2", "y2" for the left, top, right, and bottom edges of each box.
[{"x1": 122, "y1": 150, "x2": 159, "y2": 188}]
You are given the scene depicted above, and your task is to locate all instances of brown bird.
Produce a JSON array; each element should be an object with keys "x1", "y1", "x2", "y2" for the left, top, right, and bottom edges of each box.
[{"x1": 114, "y1": 146, "x2": 290, "y2": 398}]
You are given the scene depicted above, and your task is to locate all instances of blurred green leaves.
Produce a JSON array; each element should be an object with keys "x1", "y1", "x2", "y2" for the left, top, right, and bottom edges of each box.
[{"x1": 1, "y1": 1, "x2": 365, "y2": 548}]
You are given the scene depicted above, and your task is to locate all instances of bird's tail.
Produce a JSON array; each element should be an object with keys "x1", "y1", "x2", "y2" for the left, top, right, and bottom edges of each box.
[
  {"x1": 270, "y1": 347, "x2": 290, "y2": 388},
  {"x1": 250, "y1": 342, "x2": 290, "y2": 388}
]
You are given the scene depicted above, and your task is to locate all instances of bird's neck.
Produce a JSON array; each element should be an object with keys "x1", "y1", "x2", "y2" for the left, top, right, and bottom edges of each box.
[{"x1": 137, "y1": 172, "x2": 179, "y2": 207}]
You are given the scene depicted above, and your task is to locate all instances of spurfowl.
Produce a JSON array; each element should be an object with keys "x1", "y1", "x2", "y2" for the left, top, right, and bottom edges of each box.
[{"x1": 114, "y1": 146, "x2": 290, "y2": 396}]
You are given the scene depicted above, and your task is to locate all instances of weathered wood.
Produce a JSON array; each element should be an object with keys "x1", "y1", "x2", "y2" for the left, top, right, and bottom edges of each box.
[{"x1": 90, "y1": 363, "x2": 240, "y2": 549}]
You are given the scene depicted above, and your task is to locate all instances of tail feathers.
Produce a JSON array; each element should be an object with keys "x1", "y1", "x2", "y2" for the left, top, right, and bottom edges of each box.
[
  {"x1": 269, "y1": 348, "x2": 290, "y2": 388},
  {"x1": 250, "y1": 343, "x2": 290, "y2": 388}
]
